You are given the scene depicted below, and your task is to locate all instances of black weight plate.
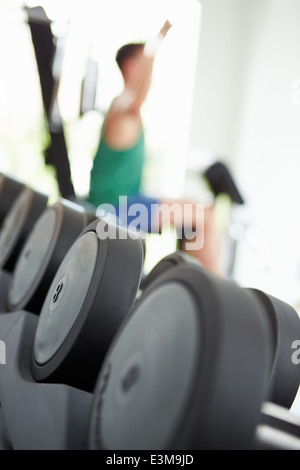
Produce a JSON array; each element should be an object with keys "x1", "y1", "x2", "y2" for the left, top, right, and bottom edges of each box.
[
  {"x1": 0, "y1": 311, "x2": 93, "y2": 450},
  {"x1": 0, "y1": 270, "x2": 12, "y2": 313},
  {"x1": 31, "y1": 219, "x2": 144, "y2": 392},
  {"x1": 89, "y1": 265, "x2": 272, "y2": 450},
  {"x1": 0, "y1": 173, "x2": 25, "y2": 226},
  {"x1": 248, "y1": 288, "x2": 300, "y2": 409},
  {"x1": 7, "y1": 199, "x2": 97, "y2": 314},
  {"x1": 140, "y1": 251, "x2": 201, "y2": 292},
  {"x1": 0, "y1": 187, "x2": 48, "y2": 272}
]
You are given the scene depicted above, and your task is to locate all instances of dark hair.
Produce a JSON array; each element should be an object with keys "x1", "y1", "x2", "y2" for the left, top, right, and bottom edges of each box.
[{"x1": 115, "y1": 42, "x2": 145, "y2": 72}]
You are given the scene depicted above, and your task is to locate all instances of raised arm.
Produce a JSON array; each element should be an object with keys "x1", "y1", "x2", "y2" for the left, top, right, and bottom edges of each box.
[
  {"x1": 117, "y1": 20, "x2": 172, "y2": 114},
  {"x1": 104, "y1": 21, "x2": 172, "y2": 149},
  {"x1": 132, "y1": 20, "x2": 172, "y2": 110}
]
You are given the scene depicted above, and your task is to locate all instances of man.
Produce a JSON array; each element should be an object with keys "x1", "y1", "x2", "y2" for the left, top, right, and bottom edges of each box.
[{"x1": 88, "y1": 21, "x2": 220, "y2": 274}]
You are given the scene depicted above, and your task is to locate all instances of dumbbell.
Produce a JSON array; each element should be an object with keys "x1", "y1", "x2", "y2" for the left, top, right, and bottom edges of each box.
[
  {"x1": 0, "y1": 186, "x2": 48, "y2": 273},
  {"x1": 0, "y1": 247, "x2": 192, "y2": 448},
  {"x1": 0, "y1": 270, "x2": 12, "y2": 313},
  {"x1": 140, "y1": 251, "x2": 200, "y2": 293},
  {"x1": 6, "y1": 198, "x2": 97, "y2": 315},
  {"x1": 88, "y1": 262, "x2": 300, "y2": 450},
  {"x1": 0, "y1": 173, "x2": 25, "y2": 226},
  {"x1": 88, "y1": 263, "x2": 272, "y2": 450},
  {"x1": 143, "y1": 256, "x2": 300, "y2": 412},
  {"x1": 30, "y1": 243, "x2": 199, "y2": 390},
  {"x1": 247, "y1": 288, "x2": 300, "y2": 410},
  {"x1": 1, "y1": 257, "x2": 298, "y2": 449},
  {"x1": 0, "y1": 310, "x2": 92, "y2": 450},
  {"x1": 1, "y1": 315, "x2": 299, "y2": 449},
  {"x1": 30, "y1": 218, "x2": 144, "y2": 392}
]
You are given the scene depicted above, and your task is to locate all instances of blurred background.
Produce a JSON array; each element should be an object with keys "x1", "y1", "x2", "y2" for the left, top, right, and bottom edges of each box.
[{"x1": 1, "y1": 0, "x2": 300, "y2": 314}]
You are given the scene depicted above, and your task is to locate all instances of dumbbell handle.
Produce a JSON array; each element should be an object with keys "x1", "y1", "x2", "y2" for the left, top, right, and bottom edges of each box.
[
  {"x1": 255, "y1": 424, "x2": 300, "y2": 450},
  {"x1": 254, "y1": 402, "x2": 300, "y2": 450}
]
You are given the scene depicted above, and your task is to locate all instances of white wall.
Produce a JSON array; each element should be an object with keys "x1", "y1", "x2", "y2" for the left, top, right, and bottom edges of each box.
[
  {"x1": 188, "y1": 0, "x2": 300, "y2": 416},
  {"x1": 189, "y1": 0, "x2": 268, "y2": 168},
  {"x1": 188, "y1": 0, "x2": 300, "y2": 304},
  {"x1": 234, "y1": 0, "x2": 300, "y2": 304}
]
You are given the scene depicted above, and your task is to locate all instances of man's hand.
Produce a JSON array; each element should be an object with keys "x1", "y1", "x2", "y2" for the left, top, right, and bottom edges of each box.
[
  {"x1": 160, "y1": 20, "x2": 172, "y2": 38},
  {"x1": 144, "y1": 20, "x2": 172, "y2": 58}
]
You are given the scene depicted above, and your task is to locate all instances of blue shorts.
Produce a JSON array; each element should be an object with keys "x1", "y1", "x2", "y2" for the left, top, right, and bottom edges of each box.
[{"x1": 97, "y1": 194, "x2": 161, "y2": 234}]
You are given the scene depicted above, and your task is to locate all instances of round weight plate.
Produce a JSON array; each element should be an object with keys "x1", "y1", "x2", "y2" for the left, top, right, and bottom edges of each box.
[
  {"x1": 0, "y1": 173, "x2": 25, "y2": 226},
  {"x1": 140, "y1": 251, "x2": 201, "y2": 292},
  {"x1": 7, "y1": 199, "x2": 96, "y2": 314},
  {"x1": 248, "y1": 288, "x2": 300, "y2": 409},
  {"x1": 31, "y1": 219, "x2": 144, "y2": 391},
  {"x1": 34, "y1": 231, "x2": 99, "y2": 365},
  {"x1": 8, "y1": 209, "x2": 57, "y2": 312},
  {"x1": 0, "y1": 187, "x2": 48, "y2": 272},
  {"x1": 89, "y1": 265, "x2": 272, "y2": 450},
  {"x1": 0, "y1": 270, "x2": 12, "y2": 313}
]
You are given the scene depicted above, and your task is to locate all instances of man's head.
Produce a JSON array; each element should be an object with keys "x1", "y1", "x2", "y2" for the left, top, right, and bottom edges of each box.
[{"x1": 116, "y1": 43, "x2": 145, "y2": 80}]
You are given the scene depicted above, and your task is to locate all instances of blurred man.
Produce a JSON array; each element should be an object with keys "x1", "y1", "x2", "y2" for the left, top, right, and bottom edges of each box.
[{"x1": 88, "y1": 21, "x2": 220, "y2": 274}]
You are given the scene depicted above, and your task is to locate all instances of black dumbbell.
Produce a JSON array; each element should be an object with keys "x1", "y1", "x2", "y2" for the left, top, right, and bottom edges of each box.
[
  {"x1": 142, "y1": 258, "x2": 300, "y2": 414},
  {"x1": 247, "y1": 288, "x2": 300, "y2": 410},
  {"x1": 88, "y1": 263, "x2": 271, "y2": 450},
  {"x1": 3, "y1": 216, "x2": 144, "y2": 445},
  {"x1": 0, "y1": 176, "x2": 43, "y2": 312},
  {"x1": 0, "y1": 173, "x2": 25, "y2": 226},
  {"x1": 0, "y1": 310, "x2": 92, "y2": 450},
  {"x1": 0, "y1": 187, "x2": 48, "y2": 272},
  {"x1": 31, "y1": 219, "x2": 144, "y2": 392},
  {"x1": 30, "y1": 245, "x2": 199, "y2": 389},
  {"x1": 1, "y1": 258, "x2": 298, "y2": 449},
  {"x1": 140, "y1": 251, "x2": 200, "y2": 293},
  {"x1": 0, "y1": 270, "x2": 12, "y2": 313},
  {"x1": 0, "y1": 312, "x2": 299, "y2": 450},
  {"x1": 7, "y1": 199, "x2": 97, "y2": 315}
]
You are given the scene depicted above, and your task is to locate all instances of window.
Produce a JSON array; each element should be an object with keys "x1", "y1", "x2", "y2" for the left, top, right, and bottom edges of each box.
[{"x1": 0, "y1": 0, "x2": 202, "y2": 203}]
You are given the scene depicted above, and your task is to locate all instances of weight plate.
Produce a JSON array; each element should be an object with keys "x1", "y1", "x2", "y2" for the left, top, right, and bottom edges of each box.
[
  {"x1": 0, "y1": 270, "x2": 12, "y2": 313},
  {"x1": 248, "y1": 288, "x2": 300, "y2": 409},
  {"x1": 89, "y1": 265, "x2": 272, "y2": 450},
  {"x1": 0, "y1": 310, "x2": 93, "y2": 450},
  {"x1": 31, "y1": 219, "x2": 144, "y2": 391},
  {"x1": 140, "y1": 251, "x2": 201, "y2": 292},
  {"x1": 0, "y1": 187, "x2": 48, "y2": 272},
  {"x1": 0, "y1": 173, "x2": 25, "y2": 226},
  {"x1": 7, "y1": 199, "x2": 97, "y2": 314}
]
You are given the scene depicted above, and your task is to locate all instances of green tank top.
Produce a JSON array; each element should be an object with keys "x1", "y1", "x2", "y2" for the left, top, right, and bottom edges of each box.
[{"x1": 88, "y1": 130, "x2": 145, "y2": 207}]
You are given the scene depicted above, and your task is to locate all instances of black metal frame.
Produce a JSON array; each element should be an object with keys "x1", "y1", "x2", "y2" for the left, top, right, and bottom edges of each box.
[{"x1": 26, "y1": 6, "x2": 75, "y2": 199}]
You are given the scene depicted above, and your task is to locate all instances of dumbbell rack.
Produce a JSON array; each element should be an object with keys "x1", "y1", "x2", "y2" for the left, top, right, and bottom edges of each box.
[{"x1": 0, "y1": 173, "x2": 300, "y2": 451}]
